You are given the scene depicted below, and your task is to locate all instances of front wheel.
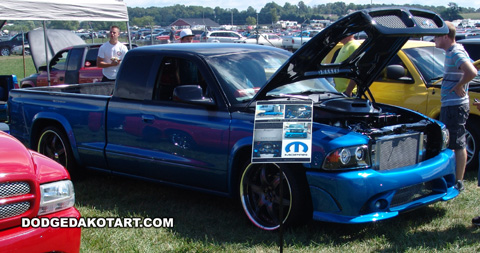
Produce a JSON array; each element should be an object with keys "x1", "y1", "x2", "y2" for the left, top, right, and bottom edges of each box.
[
  {"x1": 37, "y1": 126, "x2": 79, "y2": 179},
  {"x1": 239, "y1": 163, "x2": 311, "y2": 230},
  {"x1": 0, "y1": 47, "x2": 10, "y2": 56}
]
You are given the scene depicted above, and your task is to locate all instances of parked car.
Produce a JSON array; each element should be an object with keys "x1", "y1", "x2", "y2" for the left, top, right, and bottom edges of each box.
[
  {"x1": 323, "y1": 40, "x2": 480, "y2": 171},
  {"x1": 11, "y1": 44, "x2": 30, "y2": 55},
  {"x1": 0, "y1": 33, "x2": 28, "y2": 56},
  {"x1": 155, "y1": 31, "x2": 172, "y2": 43},
  {"x1": 0, "y1": 130, "x2": 81, "y2": 252},
  {"x1": 234, "y1": 33, "x2": 283, "y2": 47},
  {"x1": 200, "y1": 30, "x2": 244, "y2": 43},
  {"x1": 75, "y1": 31, "x2": 93, "y2": 40},
  {"x1": 457, "y1": 38, "x2": 480, "y2": 61},
  {"x1": 20, "y1": 43, "x2": 137, "y2": 88},
  {"x1": 465, "y1": 29, "x2": 480, "y2": 39},
  {"x1": 7, "y1": 8, "x2": 459, "y2": 231}
]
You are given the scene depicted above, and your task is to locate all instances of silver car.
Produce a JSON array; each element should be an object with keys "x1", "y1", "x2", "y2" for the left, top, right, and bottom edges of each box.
[{"x1": 201, "y1": 31, "x2": 244, "y2": 43}]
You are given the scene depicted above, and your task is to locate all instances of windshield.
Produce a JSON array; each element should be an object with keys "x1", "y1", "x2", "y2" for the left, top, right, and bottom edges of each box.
[
  {"x1": 207, "y1": 49, "x2": 339, "y2": 105},
  {"x1": 403, "y1": 46, "x2": 445, "y2": 86}
]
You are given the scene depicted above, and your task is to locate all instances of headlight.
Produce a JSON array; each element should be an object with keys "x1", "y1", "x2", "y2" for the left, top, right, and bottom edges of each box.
[
  {"x1": 323, "y1": 145, "x2": 370, "y2": 170},
  {"x1": 441, "y1": 126, "x2": 449, "y2": 150},
  {"x1": 38, "y1": 180, "x2": 75, "y2": 216}
]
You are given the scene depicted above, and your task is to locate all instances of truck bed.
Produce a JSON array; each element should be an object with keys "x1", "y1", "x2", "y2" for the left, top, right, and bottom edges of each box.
[{"x1": 23, "y1": 81, "x2": 115, "y2": 95}]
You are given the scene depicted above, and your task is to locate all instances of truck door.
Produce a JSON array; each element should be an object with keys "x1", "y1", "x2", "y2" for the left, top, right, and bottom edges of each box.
[
  {"x1": 106, "y1": 54, "x2": 231, "y2": 193},
  {"x1": 368, "y1": 52, "x2": 430, "y2": 114},
  {"x1": 37, "y1": 50, "x2": 68, "y2": 86}
]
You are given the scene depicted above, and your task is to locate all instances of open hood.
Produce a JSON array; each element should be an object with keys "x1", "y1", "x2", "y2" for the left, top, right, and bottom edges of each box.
[
  {"x1": 252, "y1": 8, "x2": 448, "y2": 103},
  {"x1": 27, "y1": 29, "x2": 85, "y2": 72}
]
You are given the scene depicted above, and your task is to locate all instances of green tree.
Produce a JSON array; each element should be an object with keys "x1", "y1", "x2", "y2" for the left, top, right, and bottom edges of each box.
[
  {"x1": 246, "y1": 16, "x2": 257, "y2": 25},
  {"x1": 441, "y1": 2, "x2": 463, "y2": 21},
  {"x1": 270, "y1": 8, "x2": 279, "y2": 24}
]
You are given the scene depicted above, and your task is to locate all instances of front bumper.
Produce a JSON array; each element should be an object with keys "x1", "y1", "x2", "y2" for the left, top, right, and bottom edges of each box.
[
  {"x1": 0, "y1": 207, "x2": 81, "y2": 252},
  {"x1": 306, "y1": 149, "x2": 458, "y2": 223}
]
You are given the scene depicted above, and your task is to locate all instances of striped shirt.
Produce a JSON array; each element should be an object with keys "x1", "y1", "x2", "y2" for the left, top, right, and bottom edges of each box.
[{"x1": 441, "y1": 44, "x2": 471, "y2": 107}]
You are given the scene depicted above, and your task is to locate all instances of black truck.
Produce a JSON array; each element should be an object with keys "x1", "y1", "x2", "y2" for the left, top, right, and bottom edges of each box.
[{"x1": 0, "y1": 33, "x2": 28, "y2": 56}]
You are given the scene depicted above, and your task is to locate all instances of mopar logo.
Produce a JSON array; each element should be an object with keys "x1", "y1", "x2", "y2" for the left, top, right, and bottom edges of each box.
[{"x1": 285, "y1": 142, "x2": 308, "y2": 153}]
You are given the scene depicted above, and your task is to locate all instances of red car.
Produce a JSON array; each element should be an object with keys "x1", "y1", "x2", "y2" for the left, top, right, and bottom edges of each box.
[{"x1": 0, "y1": 131, "x2": 81, "y2": 252}]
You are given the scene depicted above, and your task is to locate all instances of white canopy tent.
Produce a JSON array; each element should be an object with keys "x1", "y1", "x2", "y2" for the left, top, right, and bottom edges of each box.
[
  {"x1": 0, "y1": 0, "x2": 129, "y2": 22},
  {"x1": 0, "y1": 0, "x2": 131, "y2": 84}
]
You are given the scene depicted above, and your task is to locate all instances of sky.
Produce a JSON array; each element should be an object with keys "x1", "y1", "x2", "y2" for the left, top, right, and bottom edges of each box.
[{"x1": 123, "y1": 0, "x2": 479, "y2": 12}]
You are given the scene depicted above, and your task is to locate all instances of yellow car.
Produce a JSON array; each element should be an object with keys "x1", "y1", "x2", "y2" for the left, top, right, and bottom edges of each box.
[{"x1": 327, "y1": 40, "x2": 480, "y2": 170}]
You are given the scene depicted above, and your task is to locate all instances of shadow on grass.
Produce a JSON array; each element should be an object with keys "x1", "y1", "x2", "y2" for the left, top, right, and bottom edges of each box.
[{"x1": 75, "y1": 171, "x2": 479, "y2": 250}]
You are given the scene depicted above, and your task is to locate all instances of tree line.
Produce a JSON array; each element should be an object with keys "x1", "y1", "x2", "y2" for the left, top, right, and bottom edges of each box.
[{"x1": 5, "y1": 2, "x2": 479, "y2": 33}]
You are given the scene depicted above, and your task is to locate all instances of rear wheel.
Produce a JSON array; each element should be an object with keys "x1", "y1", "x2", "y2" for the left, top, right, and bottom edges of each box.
[
  {"x1": 239, "y1": 163, "x2": 311, "y2": 230},
  {"x1": 37, "y1": 126, "x2": 79, "y2": 179}
]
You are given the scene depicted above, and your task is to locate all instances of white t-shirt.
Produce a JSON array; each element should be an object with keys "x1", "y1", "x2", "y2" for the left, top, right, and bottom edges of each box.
[{"x1": 97, "y1": 41, "x2": 128, "y2": 79}]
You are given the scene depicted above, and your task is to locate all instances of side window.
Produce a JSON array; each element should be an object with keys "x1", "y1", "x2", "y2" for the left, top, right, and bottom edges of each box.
[
  {"x1": 115, "y1": 54, "x2": 156, "y2": 100},
  {"x1": 154, "y1": 57, "x2": 206, "y2": 101},
  {"x1": 67, "y1": 48, "x2": 83, "y2": 71},
  {"x1": 85, "y1": 48, "x2": 99, "y2": 67},
  {"x1": 51, "y1": 51, "x2": 69, "y2": 71}
]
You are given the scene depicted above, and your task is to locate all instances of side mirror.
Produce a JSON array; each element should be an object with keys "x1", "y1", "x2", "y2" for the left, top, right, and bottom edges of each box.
[
  {"x1": 173, "y1": 85, "x2": 215, "y2": 106},
  {"x1": 386, "y1": 65, "x2": 412, "y2": 81},
  {"x1": 38, "y1": 65, "x2": 47, "y2": 72}
]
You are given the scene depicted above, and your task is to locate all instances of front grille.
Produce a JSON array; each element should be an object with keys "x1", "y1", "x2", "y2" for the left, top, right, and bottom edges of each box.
[
  {"x1": 391, "y1": 181, "x2": 434, "y2": 207},
  {"x1": 373, "y1": 132, "x2": 423, "y2": 171},
  {"x1": 0, "y1": 202, "x2": 31, "y2": 219},
  {"x1": 0, "y1": 182, "x2": 32, "y2": 220},
  {"x1": 0, "y1": 182, "x2": 30, "y2": 197}
]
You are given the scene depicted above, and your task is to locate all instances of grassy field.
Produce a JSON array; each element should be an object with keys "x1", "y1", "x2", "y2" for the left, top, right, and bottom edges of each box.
[
  {"x1": 1, "y1": 46, "x2": 480, "y2": 252},
  {"x1": 0, "y1": 55, "x2": 36, "y2": 79},
  {"x1": 76, "y1": 170, "x2": 480, "y2": 252}
]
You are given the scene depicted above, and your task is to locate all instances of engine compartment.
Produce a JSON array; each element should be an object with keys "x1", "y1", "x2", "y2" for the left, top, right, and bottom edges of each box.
[{"x1": 315, "y1": 98, "x2": 443, "y2": 160}]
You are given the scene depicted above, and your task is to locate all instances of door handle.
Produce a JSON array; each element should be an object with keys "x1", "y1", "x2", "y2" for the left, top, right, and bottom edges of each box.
[{"x1": 142, "y1": 115, "x2": 155, "y2": 124}]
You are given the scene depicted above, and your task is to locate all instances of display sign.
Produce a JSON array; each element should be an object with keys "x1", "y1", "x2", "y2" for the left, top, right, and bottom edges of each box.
[{"x1": 252, "y1": 100, "x2": 313, "y2": 163}]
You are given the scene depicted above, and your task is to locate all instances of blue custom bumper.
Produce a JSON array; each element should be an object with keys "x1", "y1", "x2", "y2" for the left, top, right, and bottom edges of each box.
[{"x1": 306, "y1": 149, "x2": 458, "y2": 223}]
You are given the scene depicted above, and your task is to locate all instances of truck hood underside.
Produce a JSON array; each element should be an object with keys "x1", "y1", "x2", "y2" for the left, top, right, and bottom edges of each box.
[{"x1": 252, "y1": 8, "x2": 449, "y2": 103}]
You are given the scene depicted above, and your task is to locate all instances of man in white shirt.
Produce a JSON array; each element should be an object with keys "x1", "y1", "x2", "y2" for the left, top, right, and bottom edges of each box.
[{"x1": 97, "y1": 26, "x2": 128, "y2": 81}]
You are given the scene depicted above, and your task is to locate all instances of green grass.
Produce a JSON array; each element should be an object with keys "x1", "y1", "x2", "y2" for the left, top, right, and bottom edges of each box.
[
  {"x1": 75, "y1": 170, "x2": 480, "y2": 252},
  {"x1": 0, "y1": 55, "x2": 36, "y2": 80}
]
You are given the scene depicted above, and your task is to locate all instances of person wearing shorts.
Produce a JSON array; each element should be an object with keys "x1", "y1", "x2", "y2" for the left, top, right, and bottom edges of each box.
[{"x1": 434, "y1": 21, "x2": 477, "y2": 192}]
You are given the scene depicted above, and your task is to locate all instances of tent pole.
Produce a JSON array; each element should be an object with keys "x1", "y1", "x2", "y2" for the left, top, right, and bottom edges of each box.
[
  {"x1": 43, "y1": 21, "x2": 50, "y2": 86},
  {"x1": 127, "y1": 21, "x2": 132, "y2": 49}
]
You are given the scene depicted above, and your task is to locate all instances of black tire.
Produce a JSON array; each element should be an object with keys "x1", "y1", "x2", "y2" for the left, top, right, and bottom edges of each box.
[
  {"x1": 466, "y1": 118, "x2": 480, "y2": 171},
  {"x1": 1, "y1": 47, "x2": 10, "y2": 56},
  {"x1": 239, "y1": 163, "x2": 311, "y2": 230},
  {"x1": 37, "y1": 126, "x2": 79, "y2": 179}
]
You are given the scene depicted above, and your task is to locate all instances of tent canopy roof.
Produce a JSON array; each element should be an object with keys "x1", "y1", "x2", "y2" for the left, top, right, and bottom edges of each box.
[{"x1": 0, "y1": 0, "x2": 128, "y2": 23}]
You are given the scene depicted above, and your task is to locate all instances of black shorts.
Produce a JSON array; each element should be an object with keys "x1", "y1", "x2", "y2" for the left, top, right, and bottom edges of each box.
[
  {"x1": 102, "y1": 76, "x2": 115, "y2": 82},
  {"x1": 440, "y1": 104, "x2": 469, "y2": 150}
]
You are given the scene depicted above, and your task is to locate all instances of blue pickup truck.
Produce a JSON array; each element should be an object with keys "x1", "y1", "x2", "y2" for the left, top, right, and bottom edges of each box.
[{"x1": 7, "y1": 8, "x2": 459, "y2": 230}]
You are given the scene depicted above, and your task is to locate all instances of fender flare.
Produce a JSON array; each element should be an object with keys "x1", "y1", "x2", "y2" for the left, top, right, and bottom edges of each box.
[{"x1": 30, "y1": 111, "x2": 82, "y2": 165}]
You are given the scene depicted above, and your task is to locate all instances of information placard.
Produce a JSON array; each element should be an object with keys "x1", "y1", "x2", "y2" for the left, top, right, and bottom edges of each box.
[{"x1": 252, "y1": 100, "x2": 313, "y2": 163}]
